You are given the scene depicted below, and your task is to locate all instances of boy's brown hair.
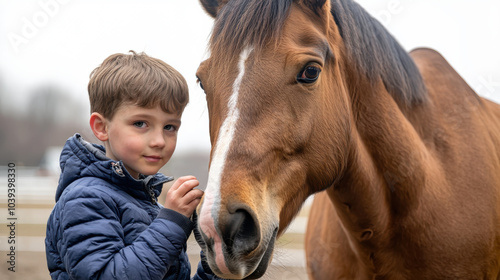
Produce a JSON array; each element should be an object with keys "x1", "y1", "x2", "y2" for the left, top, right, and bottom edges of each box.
[{"x1": 88, "y1": 51, "x2": 189, "y2": 119}]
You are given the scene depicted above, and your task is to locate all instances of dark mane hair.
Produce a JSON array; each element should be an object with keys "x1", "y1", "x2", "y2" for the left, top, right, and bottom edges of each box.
[
  {"x1": 330, "y1": 0, "x2": 427, "y2": 105},
  {"x1": 209, "y1": 0, "x2": 427, "y2": 105}
]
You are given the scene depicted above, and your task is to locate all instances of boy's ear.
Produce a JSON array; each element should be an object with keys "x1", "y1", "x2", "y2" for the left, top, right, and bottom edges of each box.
[{"x1": 89, "y1": 112, "x2": 109, "y2": 142}]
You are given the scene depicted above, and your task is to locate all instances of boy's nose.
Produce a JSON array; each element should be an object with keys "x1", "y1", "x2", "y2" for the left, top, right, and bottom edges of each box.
[{"x1": 149, "y1": 131, "x2": 166, "y2": 148}]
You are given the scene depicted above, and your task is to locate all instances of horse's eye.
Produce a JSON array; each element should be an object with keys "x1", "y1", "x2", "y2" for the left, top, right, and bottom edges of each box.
[
  {"x1": 196, "y1": 77, "x2": 205, "y2": 92},
  {"x1": 297, "y1": 65, "x2": 321, "y2": 83}
]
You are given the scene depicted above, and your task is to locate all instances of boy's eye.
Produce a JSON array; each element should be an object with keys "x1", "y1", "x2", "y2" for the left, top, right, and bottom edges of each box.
[
  {"x1": 164, "y1": 125, "x2": 177, "y2": 131},
  {"x1": 133, "y1": 121, "x2": 147, "y2": 128}
]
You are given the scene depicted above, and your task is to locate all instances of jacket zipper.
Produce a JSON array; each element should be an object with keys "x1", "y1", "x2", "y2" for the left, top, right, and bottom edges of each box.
[
  {"x1": 111, "y1": 162, "x2": 125, "y2": 177},
  {"x1": 142, "y1": 175, "x2": 158, "y2": 205},
  {"x1": 146, "y1": 186, "x2": 157, "y2": 205}
]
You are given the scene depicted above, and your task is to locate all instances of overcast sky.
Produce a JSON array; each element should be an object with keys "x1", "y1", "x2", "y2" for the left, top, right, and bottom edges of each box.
[{"x1": 1, "y1": 0, "x2": 499, "y2": 154}]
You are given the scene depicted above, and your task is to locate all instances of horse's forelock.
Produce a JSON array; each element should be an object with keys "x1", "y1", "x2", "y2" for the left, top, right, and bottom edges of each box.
[{"x1": 209, "y1": 0, "x2": 293, "y2": 60}]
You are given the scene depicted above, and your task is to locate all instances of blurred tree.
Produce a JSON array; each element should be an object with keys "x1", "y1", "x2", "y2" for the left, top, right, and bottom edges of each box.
[
  {"x1": 0, "y1": 84, "x2": 87, "y2": 166},
  {"x1": 28, "y1": 85, "x2": 84, "y2": 125}
]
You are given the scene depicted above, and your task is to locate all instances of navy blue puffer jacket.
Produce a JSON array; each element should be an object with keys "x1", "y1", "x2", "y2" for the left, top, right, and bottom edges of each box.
[{"x1": 45, "y1": 134, "x2": 218, "y2": 280}]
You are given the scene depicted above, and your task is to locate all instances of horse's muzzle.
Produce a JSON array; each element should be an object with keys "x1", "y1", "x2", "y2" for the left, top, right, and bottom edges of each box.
[{"x1": 199, "y1": 202, "x2": 278, "y2": 279}]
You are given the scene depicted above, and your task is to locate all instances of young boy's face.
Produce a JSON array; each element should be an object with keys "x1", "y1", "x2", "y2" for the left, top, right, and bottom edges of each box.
[{"x1": 103, "y1": 104, "x2": 181, "y2": 178}]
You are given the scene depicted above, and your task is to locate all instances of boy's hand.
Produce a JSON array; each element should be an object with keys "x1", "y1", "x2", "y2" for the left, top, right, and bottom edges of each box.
[{"x1": 164, "y1": 176, "x2": 204, "y2": 218}]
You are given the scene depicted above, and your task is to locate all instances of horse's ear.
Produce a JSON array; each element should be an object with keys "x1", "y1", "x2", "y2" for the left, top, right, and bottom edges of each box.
[
  {"x1": 199, "y1": 0, "x2": 230, "y2": 18},
  {"x1": 301, "y1": 0, "x2": 329, "y2": 16}
]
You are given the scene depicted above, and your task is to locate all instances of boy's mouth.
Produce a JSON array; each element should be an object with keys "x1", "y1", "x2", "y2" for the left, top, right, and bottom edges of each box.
[{"x1": 144, "y1": 155, "x2": 162, "y2": 162}]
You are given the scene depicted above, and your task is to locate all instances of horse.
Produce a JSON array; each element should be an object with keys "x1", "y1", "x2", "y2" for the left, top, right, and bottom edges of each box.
[{"x1": 194, "y1": 0, "x2": 500, "y2": 279}]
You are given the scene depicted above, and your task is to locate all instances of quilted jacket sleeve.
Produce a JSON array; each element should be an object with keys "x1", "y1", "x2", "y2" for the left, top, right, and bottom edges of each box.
[{"x1": 59, "y1": 186, "x2": 192, "y2": 280}]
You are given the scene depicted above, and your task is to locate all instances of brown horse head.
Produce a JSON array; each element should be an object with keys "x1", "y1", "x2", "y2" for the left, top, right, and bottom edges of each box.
[
  {"x1": 196, "y1": 0, "x2": 348, "y2": 278},
  {"x1": 196, "y1": 0, "x2": 427, "y2": 278}
]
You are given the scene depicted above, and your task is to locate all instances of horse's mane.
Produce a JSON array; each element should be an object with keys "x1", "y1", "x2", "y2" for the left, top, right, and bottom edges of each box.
[
  {"x1": 209, "y1": 0, "x2": 427, "y2": 105},
  {"x1": 330, "y1": 0, "x2": 427, "y2": 105}
]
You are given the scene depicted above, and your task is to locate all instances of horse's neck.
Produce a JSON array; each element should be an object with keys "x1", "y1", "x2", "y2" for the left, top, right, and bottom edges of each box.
[{"x1": 329, "y1": 78, "x2": 431, "y2": 241}]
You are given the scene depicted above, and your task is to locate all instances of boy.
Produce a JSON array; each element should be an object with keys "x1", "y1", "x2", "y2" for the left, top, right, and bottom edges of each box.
[{"x1": 45, "y1": 51, "x2": 217, "y2": 279}]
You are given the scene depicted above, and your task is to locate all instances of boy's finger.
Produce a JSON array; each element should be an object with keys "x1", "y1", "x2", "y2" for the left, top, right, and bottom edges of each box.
[
  {"x1": 175, "y1": 179, "x2": 200, "y2": 196},
  {"x1": 170, "y1": 176, "x2": 197, "y2": 191},
  {"x1": 184, "y1": 189, "x2": 204, "y2": 202},
  {"x1": 186, "y1": 197, "x2": 203, "y2": 212}
]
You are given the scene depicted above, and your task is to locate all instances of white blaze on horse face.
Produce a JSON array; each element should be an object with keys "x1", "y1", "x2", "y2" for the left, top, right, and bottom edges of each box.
[{"x1": 199, "y1": 46, "x2": 253, "y2": 275}]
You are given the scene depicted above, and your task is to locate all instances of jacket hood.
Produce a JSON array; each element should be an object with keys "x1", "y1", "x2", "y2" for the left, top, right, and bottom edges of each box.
[{"x1": 56, "y1": 134, "x2": 172, "y2": 202}]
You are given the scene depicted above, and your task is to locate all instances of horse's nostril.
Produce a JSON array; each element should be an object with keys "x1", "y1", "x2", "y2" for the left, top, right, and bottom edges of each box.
[{"x1": 222, "y1": 209, "x2": 260, "y2": 254}]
